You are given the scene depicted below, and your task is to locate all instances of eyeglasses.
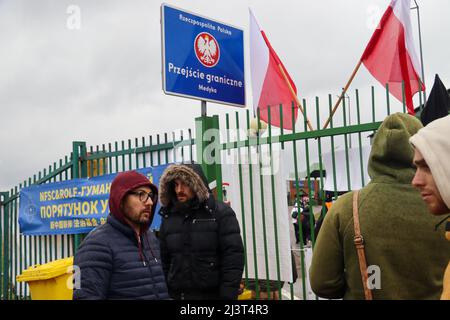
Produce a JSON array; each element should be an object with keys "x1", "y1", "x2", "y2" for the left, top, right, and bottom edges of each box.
[{"x1": 129, "y1": 191, "x2": 154, "y2": 203}]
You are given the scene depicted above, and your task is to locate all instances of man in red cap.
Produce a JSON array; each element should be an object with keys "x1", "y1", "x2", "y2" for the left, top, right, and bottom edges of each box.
[{"x1": 73, "y1": 170, "x2": 170, "y2": 300}]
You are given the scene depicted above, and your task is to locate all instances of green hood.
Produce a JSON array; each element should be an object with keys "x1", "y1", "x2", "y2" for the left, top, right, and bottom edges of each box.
[{"x1": 368, "y1": 112, "x2": 423, "y2": 184}]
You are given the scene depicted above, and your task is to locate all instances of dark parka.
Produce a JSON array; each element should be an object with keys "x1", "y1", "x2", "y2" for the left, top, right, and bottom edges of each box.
[
  {"x1": 158, "y1": 164, "x2": 245, "y2": 300},
  {"x1": 73, "y1": 171, "x2": 170, "y2": 300}
]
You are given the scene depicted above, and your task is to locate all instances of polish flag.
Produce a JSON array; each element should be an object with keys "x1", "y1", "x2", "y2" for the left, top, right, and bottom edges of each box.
[
  {"x1": 250, "y1": 9, "x2": 298, "y2": 130},
  {"x1": 361, "y1": 0, "x2": 425, "y2": 115}
]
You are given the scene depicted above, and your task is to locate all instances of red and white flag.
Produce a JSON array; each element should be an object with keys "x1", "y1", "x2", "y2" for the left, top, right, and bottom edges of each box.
[
  {"x1": 249, "y1": 9, "x2": 298, "y2": 130},
  {"x1": 361, "y1": 0, "x2": 425, "y2": 115}
]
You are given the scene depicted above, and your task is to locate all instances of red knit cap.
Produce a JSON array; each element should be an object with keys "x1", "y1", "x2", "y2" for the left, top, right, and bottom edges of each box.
[{"x1": 108, "y1": 170, "x2": 158, "y2": 231}]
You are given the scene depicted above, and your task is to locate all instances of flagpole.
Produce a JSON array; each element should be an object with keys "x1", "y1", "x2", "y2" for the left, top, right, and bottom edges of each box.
[
  {"x1": 278, "y1": 64, "x2": 315, "y2": 131},
  {"x1": 413, "y1": 0, "x2": 427, "y2": 105},
  {"x1": 322, "y1": 60, "x2": 362, "y2": 130}
]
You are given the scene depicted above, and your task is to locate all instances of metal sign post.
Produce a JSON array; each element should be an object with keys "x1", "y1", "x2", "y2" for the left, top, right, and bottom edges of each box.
[
  {"x1": 201, "y1": 100, "x2": 207, "y2": 117},
  {"x1": 195, "y1": 114, "x2": 223, "y2": 201}
]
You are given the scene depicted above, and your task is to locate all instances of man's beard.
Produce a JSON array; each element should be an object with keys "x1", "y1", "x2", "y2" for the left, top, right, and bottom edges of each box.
[
  {"x1": 174, "y1": 197, "x2": 198, "y2": 212},
  {"x1": 131, "y1": 211, "x2": 151, "y2": 225}
]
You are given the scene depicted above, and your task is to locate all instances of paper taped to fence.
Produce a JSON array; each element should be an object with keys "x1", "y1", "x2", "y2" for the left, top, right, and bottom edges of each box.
[
  {"x1": 223, "y1": 149, "x2": 294, "y2": 283},
  {"x1": 323, "y1": 145, "x2": 371, "y2": 192}
]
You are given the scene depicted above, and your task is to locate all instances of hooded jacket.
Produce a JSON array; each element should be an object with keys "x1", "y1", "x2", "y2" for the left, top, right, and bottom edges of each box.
[
  {"x1": 309, "y1": 113, "x2": 450, "y2": 299},
  {"x1": 158, "y1": 163, "x2": 245, "y2": 300},
  {"x1": 73, "y1": 171, "x2": 169, "y2": 300},
  {"x1": 410, "y1": 114, "x2": 450, "y2": 300}
]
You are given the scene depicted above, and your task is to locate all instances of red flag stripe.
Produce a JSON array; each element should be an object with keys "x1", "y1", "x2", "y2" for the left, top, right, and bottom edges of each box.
[
  {"x1": 249, "y1": 10, "x2": 298, "y2": 130},
  {"x1": 361, "y1": 0, "x2": 424, "y2": 115},
  {"x1": 260, "y1": 30, "x2": 297, "y2": 95}
]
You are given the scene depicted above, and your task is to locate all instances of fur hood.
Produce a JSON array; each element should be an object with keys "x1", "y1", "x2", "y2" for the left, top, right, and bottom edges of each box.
[{"x1": 159, "y1": 163, "x2": 210, "y2": 207}]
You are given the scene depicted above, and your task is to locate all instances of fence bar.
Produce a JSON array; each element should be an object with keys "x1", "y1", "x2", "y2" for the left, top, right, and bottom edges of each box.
[
  {"x1": 386, "y1": 83, "x2": 391, "y2": 116},
  {"x1": 2, "y1": 192, "x2": 9, "y2": 300},
  {"x1": 302, "y1": 99, "x2": 315, "y2": 248},
  {"x1": 356, "y1": 89, "x2": 366, "y2": 187},
  {"x1": 256, "y1": 107, "x2": 271, "y2": 299},
  {"x1": 315, "y1": 98, "x2": 326, "y2": 248},
  {"x1": 342, "y1": 99, "x2": 352, "y2": 191},
  {"x1": 235, "y1": 111, "x2": 249, "y2": 285},
  {"x1": 291, "y1": 104, "x2": 307, "y2": 300},
  {"x1": 163, "y1": 133, "x2": 168, "y2": 164},
  {"x1": 246, "y1": 109, "x2": 259, "y2": 298},
  {"x1": 267, "y1": 106, "x2": 282, "y2": 299},
  {"x1": 328, "y1": 95, "x2": 339, "y2": 200}
]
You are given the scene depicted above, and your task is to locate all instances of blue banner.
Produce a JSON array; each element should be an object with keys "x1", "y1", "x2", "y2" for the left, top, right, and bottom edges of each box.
[
  {"x1": 18, "y1": 165, "x2": 169, "y2": 236},
  {"x1": 161, "y1": 4, "x2": 245, "y2": 107}
]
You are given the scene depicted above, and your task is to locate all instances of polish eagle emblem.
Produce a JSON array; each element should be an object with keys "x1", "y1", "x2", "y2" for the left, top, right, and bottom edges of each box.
[{"x1": 194, "y1": 32, "x2": 220, "y2": 67}]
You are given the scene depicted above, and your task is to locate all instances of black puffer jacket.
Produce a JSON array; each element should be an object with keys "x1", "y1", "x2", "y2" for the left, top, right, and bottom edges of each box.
[
  {"x1": 158, "y1": 164, "x2": 245, "y2": 300},
  {"x1": 73, "y1": 215, "x2": 170, "y2": 300}
]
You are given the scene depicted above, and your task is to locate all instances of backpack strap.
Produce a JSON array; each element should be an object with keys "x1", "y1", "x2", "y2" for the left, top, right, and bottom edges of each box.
[{"x1": 352, "y1": 190, "x2": 373, "y2": 300}]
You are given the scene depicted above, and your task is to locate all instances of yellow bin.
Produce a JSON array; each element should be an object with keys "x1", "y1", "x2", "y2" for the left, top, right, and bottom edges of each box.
[
  {"x1": 238, "y1": 288, "x2": 253, "y2": 300},
  {"x1": 16, "y1": 257, "x2": 74, "y2": 300}
]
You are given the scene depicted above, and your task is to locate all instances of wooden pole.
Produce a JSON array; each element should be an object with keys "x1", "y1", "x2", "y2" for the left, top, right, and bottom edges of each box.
[
  {"x1": 322, "y1": 60, "x2": 363, "y2": 130},
  {"x1": 278, "y1": 64, "x2": 315, "y2": 132}
]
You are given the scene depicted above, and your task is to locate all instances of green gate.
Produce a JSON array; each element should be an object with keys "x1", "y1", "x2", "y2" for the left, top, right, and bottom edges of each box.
[{"x1": 210, "y1": 84, "x2": 417, "y2": 300}]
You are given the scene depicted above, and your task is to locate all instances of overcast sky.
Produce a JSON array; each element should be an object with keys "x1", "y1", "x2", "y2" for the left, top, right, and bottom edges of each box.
[{"x1": 1, "y1": 0, "x2": 449, "y2": 191}]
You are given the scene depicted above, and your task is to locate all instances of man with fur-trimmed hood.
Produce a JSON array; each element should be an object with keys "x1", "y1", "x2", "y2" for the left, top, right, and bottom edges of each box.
[{"x1": 158, "y1": 163, "x2": 245, "y2": 300}]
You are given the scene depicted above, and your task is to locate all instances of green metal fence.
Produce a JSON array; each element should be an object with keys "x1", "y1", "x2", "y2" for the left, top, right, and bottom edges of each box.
[
  {"x1": 0, "y1": 84, "x2": 420, "y2": 300},
  {"x1": 213, "y1": 84, "x2": 420, "y2": 300}
]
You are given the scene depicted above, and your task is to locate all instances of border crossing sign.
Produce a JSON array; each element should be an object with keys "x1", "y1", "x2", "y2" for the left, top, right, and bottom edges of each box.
[{"x1": 161, "y1": 4, "x2": 245, "y2": 107}]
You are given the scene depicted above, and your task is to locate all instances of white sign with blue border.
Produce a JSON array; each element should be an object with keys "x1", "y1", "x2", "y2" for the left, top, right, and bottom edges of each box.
[{"x1": 161, "y1": 3, "x2": 245, "y2": 107}]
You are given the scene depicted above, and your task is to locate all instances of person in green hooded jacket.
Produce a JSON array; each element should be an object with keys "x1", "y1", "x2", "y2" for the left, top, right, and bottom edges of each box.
[{"x1": 309, "y1": 113, "x2": 449, "y2": 300}]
